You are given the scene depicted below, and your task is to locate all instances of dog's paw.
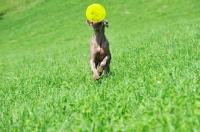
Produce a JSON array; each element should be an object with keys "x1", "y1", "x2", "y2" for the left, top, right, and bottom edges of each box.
[{"x1": 94, "y1": 74, "x2": 100, "y2": 80}]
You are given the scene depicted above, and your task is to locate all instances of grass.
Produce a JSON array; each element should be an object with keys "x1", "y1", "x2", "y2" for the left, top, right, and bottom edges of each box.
[{"x1": 0, "y1": 0, "x2": 200, "y2": 131}]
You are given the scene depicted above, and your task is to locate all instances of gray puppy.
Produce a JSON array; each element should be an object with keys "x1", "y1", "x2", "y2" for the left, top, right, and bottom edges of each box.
[{"x1": 86, "y1": 20, "x2": 111, "y2": 80}]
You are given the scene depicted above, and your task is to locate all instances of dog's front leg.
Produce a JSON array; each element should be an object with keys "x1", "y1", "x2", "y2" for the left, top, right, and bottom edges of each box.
[
  {"x1": 90, "y1": 59, "x2": 100, "y2": 80},
  {"x1": 98, "y1": 56, "x2": 109, "y2": 76}
]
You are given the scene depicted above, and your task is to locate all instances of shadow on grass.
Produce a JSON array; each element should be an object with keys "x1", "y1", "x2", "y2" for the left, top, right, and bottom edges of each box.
[
  {"x1": 0, "y1": 12, "x2": 6, "y2": 20},
  {"x1": 94, "y1": 71, "x2": 116, "y2": 85}
]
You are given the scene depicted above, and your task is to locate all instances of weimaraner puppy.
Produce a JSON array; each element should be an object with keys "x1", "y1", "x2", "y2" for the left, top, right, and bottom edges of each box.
[{"x1": 86, "y1": 20, "x2": 111, "y2": 80}]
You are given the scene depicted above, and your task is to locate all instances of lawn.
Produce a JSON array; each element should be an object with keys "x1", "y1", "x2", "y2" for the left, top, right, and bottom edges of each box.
[{"x1": 0, "y1": 0, "x2": 200, "y2": 131}]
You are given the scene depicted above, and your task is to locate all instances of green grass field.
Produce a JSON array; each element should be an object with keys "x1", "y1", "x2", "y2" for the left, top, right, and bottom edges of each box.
[{"x1": 1, "y1": 0, "x2": 200, "y2": 131}]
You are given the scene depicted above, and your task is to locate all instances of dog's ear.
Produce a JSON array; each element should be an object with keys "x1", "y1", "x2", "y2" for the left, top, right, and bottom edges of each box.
[
  {"x1": 103, "y1": 20, "x2": 109, "y2": 27},
  {"x1": 86, "y1": 19, "x2": 92, "y2": 26}
]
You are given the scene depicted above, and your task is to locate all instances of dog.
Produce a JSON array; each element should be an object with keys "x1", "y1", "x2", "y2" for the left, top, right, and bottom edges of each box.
[{"x1": 86, "y1": 20, "x2": 111, "y2": 80}]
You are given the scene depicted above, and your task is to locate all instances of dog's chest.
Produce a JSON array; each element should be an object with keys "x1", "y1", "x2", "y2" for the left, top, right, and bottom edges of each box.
[
  {"x1": 99, "y1": 47, "x2": 105, "y2": 56},
  {"x1": 95, "y1": 46, "x2": 106, "y2": 61}
]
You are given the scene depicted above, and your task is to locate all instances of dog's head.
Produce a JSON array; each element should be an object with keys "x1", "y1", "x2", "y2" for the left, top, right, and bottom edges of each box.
[{"x1": 86, "y1": 20, "x2": 108, "y2": 33}]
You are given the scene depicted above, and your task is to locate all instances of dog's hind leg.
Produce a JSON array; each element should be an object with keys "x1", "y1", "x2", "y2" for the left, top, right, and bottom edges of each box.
[
  {"x1": 104, "y1": 55, "x2": 111, "y2": 75},
  {"x1": 104, "y1": 62, "x2": 110, "y2": 75}
]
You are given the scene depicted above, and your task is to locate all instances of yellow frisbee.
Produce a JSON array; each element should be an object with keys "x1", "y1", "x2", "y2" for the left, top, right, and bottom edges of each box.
[{"x1": 86, "y1": 4, "x2": 106, "y2": 22}]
